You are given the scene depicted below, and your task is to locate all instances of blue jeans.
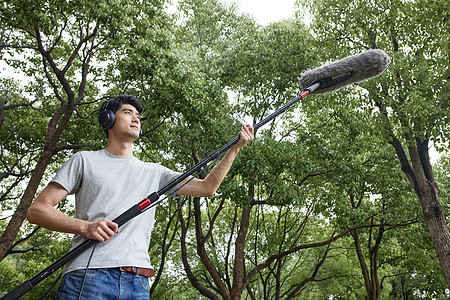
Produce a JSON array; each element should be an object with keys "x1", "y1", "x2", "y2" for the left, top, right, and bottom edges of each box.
[{"x1": 55, "y1": 268, "x2": 150, "y2": 300}]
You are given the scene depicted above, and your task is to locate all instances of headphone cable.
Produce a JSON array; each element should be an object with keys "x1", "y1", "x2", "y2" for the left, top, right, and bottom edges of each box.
[{"x1": 76, "y1": 242, "x2": 97, "y2": 300}]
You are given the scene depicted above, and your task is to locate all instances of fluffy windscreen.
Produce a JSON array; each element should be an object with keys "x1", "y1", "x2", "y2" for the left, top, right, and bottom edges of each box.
[{"x1": 299, "y1": 49, "x2": 391, "y2": 94}]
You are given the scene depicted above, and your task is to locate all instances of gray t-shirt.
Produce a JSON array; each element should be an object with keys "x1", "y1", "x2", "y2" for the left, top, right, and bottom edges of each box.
[{"x1": 51, "y1": 149, "x2": 181, "y2": 274}]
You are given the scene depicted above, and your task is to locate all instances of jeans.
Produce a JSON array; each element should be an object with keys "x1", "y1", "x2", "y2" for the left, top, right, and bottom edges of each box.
[{"x1": 55, "y1": 268, "x2": 150, "y2": 300}]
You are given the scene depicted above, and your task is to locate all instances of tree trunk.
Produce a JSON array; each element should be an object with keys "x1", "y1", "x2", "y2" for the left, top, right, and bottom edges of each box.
[
  {"x1": 369, "y1": 223, "x2": 384, "y2": 300},
  {"x1": 351, "y1": 221, "x2": 384, "y2": 300},
  {"x1": 230, "y1": 178, "x2": 255, "y2": 300},
  {"x1": 178, "y1": 197, "x2": 220, "y2": 300},
  {"x1": 376, "y1": 88, "x2": 450, "y2": 288},
  {"x1": 416, "y1": 179, "x2": 450, "y2": 287},
  {"x1": 351, "y1": 229, "x2": 374, "y2": 299},
  {"x1": 0, "y1": 106, "x2": 73, "y2": 261},
  {"x1": 390, "y1": 136, "x2": 450, "y2": 287},
  {"x1": 230, "y1": 206, "x2": 251, "y2": 300}
]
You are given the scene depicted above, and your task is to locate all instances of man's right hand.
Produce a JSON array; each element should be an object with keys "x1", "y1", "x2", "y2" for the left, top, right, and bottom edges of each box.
[{"x1": 82, "y1": 219, "x2": 119, "y2": 242}]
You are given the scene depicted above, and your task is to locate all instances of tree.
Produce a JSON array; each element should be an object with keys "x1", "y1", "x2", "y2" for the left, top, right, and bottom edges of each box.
[
  {"x1": 304, "y1": 0, "x2": 450, "y2": 288},
  {"x1": 153, "y1": 2, "x2": 365, "y2": 298},
  {"x1": 0, "y1": 2, "x2": 179, "y2": 297},
  {"x1": 0, "y1": 0, "x2": 171, "y2": 261},
  {"x1": 284, "y1": 79, "x2": 446, "y2": 299}
]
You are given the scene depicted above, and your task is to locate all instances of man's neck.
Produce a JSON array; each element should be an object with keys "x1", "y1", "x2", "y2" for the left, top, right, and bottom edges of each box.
[{"x1": 105, "y1": 140, "x2": 134, "y2": 157}]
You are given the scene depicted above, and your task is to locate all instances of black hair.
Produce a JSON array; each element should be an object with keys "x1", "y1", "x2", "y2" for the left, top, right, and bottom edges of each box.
[{"x1": 99, "y1": 94, "x2": 143, "y2": 137}]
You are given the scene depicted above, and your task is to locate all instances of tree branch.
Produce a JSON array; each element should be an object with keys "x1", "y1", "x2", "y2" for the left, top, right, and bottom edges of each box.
[
  {"x1": 243, "y1": 224, "x2": 358, "y2": 288},
  {"x1": 178, "y1": 197, "x2": 219, "y2": 299},
  {"x1": 6, "y1": 226, "x2": 41, "y2": 256}
]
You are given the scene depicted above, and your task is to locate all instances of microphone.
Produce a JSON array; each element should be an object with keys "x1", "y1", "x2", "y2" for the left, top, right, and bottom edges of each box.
[{"x1": 299, "y1": 49, "x2": 391, "y2": 94}]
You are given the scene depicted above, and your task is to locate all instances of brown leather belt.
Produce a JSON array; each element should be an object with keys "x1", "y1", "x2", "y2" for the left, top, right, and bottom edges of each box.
[{"x1": 120, "y1": 267, "x2": 155, "y2": 278}]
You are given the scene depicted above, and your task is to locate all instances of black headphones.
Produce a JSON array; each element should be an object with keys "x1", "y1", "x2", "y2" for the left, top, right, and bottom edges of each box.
[
  {"x1": 98, "y1": 99, "x2": 143, "y2": 137},
  {"x1": 98, "y1": 100, "x2": 117, "y2": 130}
]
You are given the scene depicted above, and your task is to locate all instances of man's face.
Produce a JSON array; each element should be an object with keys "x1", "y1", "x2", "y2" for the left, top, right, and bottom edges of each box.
[{"x1": 109, "y1": 104, "x2": 141, "y2": 141}]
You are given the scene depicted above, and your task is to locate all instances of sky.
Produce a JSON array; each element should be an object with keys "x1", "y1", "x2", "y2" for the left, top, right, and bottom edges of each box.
[
  {"x1": 223, "y1": 0, "x2": 297, "y2": 25},
  {"x1": 167, "y1": 0, "x2": 300, "y2": 25}
]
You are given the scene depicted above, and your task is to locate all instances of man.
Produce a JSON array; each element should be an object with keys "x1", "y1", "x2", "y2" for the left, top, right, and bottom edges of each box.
[{"x1": 26, "y1": 95, "x2": 254, "y2": 299}]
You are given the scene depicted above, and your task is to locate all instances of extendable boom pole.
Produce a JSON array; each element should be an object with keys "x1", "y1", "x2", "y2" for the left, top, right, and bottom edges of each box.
[{"x1": 1, "y1": 83, "x2": 318, "y2": 300}]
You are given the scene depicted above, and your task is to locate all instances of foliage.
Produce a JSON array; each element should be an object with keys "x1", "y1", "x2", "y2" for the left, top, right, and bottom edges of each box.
[
  {"x1": 302, "y1": 0, "x2": 450, "y2": 295},
  {"x1": 1, "y1": 0, "x2": 448, "y2": 298}
]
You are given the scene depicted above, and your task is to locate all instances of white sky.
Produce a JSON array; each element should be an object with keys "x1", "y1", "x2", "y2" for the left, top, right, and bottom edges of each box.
[
  {"x1": 167, "y1": 0, "x2": 300, "y2": 25},
  {"x1": 224, "y1": 0, "x2": 297, "y2": 25}
]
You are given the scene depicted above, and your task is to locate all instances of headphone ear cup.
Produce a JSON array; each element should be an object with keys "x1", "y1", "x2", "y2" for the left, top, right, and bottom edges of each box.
[{"x1": 98, "y1": 109, "x2": 116, "y2": 129}]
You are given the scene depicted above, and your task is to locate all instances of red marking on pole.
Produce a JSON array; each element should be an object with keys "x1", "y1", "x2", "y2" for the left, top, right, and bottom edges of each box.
[
  {"x1": 138, "y1": 198, "x2": 152, "y2": 210},
  {"x1": 300, "y1": 90, "x2": 310, "y2": 98}
]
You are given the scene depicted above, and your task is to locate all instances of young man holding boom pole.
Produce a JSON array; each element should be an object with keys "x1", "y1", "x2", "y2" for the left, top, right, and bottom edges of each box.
[{"x1": 27, "y1": 95, "x2": 254, "y2": 299}]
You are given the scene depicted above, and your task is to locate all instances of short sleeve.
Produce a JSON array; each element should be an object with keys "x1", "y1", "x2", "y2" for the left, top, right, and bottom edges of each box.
[
  {"x1": 157, "y1": 165, "x2": 182, "y2": 195},
  {"x1": 51, "y1": 153, "x2": 83, "y2": 195}
]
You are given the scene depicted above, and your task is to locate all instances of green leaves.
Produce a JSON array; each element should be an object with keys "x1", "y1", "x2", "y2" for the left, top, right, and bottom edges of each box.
[{"x1": 1, "y1": 0, "x2": 449, "y2": 298}]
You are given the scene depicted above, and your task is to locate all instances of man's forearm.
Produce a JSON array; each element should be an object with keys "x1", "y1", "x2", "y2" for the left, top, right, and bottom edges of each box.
[
  {"x1": 27, "y1": 200, "x2": 89, "y2": 236},
  {"x1": 177, "y1": 125, "x2": 254, "y2": 197},
  {"x1": 27, "y1": 183, "x2": 118, "y2": 242},
  {"x1": 28, "y1": 201, "x2": 118, "y2": 242},
  {"x1": 203, "y1": 145, "x2": 241, "y2": 196},
  {"x1": 176, "y1": 146, "x2": 240, "y2": 197}
]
